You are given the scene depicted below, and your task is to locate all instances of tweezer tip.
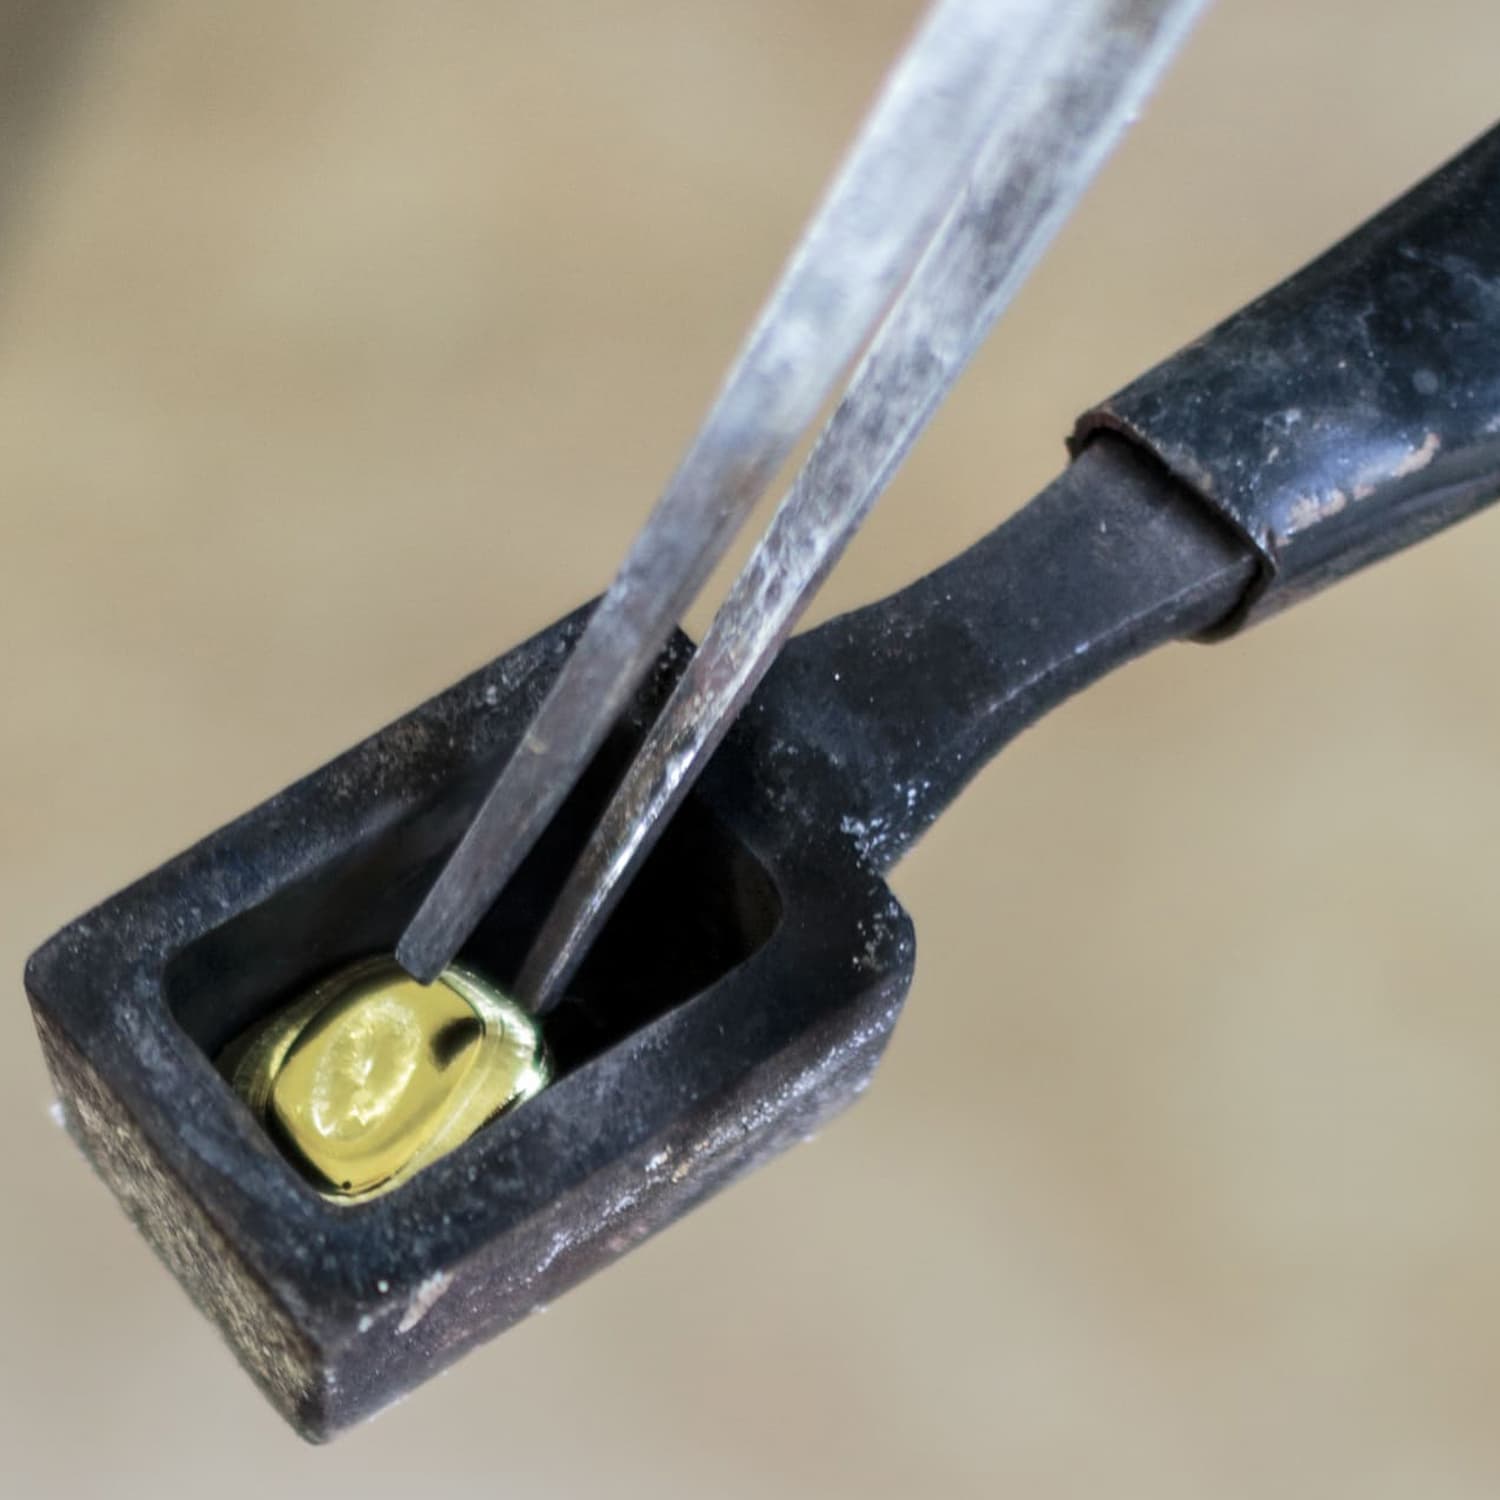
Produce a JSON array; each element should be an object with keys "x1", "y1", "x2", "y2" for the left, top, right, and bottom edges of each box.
[{"x1": 393, "y1": 930, "x2": 445, "y2": 986}]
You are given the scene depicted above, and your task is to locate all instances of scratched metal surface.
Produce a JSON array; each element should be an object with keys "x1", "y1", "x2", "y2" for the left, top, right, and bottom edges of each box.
[
  {"x1": 3, "y1": 1, "x2": 1500, "y2": 1496},
  {"x1": 516, "y1": 0, "x2": 1210, "y2": 1007},
  {"x1": 398, "y1": 0, "x2": 1065, "y2": 983}
]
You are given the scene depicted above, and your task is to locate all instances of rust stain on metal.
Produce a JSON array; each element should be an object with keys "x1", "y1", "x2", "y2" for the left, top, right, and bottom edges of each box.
[
  {"x1": 1285, "y1": 487, "x2": 1349, "y2": 535},
  {"x1": 1389, "y1": 429, "x2": 1442, "y2": 479}
]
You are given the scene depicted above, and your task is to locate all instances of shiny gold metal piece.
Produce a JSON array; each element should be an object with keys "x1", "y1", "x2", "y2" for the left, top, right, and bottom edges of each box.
[{"x1": 220, "y1": 957, "x2": 550, "y2": 1202}]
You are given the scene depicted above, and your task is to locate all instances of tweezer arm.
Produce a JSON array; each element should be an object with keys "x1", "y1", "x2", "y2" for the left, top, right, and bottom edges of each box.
[{"x1": 395, "y1": 0, "x2": 1064, "y2": 982}]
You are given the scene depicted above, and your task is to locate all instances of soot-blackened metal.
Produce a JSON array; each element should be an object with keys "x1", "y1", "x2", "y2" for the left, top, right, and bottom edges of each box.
[
  {"x1": 24, "y1": 120, "x2": 1500, "y2": 1441},
  {"x1": 24, "y1": 439, "x2": 1244, "y2": 1440}
]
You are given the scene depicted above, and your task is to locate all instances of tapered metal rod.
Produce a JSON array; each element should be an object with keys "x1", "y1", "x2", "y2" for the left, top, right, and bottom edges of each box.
[
  {"x1": 516, "y1": 0, "x2": 1209, "y2": 1010},
  {"x1": 398, "y1": 0, "x2": 1064, "y2": 981}
]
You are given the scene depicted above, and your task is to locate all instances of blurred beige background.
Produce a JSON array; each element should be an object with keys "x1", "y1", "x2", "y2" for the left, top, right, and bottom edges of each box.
[{"x1": 4, "y1": 1, "x2": 1499, "y2": 1495}]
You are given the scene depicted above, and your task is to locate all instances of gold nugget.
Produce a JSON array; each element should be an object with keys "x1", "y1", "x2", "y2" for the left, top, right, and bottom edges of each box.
[{"x1": 220, "y1": 957, "x2": 549, "y2": 1201}]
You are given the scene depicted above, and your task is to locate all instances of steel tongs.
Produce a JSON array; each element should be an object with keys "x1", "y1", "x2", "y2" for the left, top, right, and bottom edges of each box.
[{"x1": 397, "y1": 0, "x2": 1210, "y2": 1003}]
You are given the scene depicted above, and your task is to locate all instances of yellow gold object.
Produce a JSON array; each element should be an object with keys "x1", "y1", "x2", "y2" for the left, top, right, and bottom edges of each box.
[{"x1": 220, "y1": 957, "x2": 549, "y2": 1201}]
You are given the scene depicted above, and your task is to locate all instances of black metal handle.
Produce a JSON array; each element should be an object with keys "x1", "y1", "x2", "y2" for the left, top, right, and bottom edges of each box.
[
  {"x1": 1076, "y1": 120, "x2": 1500, "y2": 627},
  {"x1": 735, "y1": 125, "x2": 1500, "y2": 872},
  {"x1": 729, "y1": 436, "x2": 1254, "y2": 870}
]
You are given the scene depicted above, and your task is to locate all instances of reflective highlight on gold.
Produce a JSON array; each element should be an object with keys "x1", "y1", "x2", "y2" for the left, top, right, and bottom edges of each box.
[{"x1": 220, "y1": 958, "x2": 550, "y2": 1201}]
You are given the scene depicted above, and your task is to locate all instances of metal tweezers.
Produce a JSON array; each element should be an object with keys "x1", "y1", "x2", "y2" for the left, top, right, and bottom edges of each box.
[{"x1": 397, "y1": 0, "x2": 1210, "y2": 1005}]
